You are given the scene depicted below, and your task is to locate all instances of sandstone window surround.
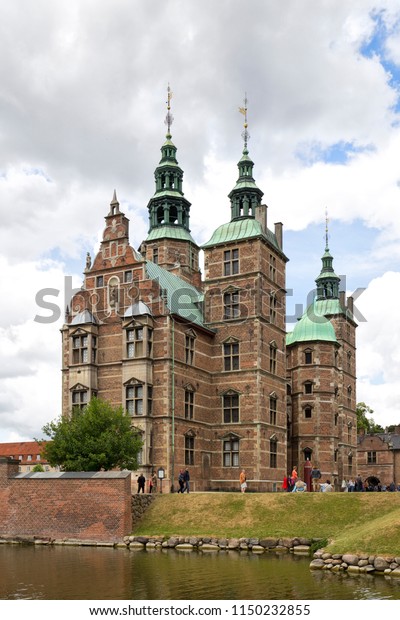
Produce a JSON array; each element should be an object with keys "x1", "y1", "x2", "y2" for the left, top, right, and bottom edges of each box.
[
  {"x1": 75, "y1": 335, "x2": 88, "y2": 364},
  {"x1": 269, "y1": 292, "x2": 277, "y2": 323},
  {"x1": 269, "y1": 393, "x2": 277, "y2": 425},
  {"x1": 124, "y1": 270, "x2": 133, "y2": 283},
  {"x1": 185, "y1": 431, "x2": 195, "y2": 466},
  {"x1": 304, "y1": 405, "x2": 312, "y2": 419},
  {"x1": 304, "y1": 348, "x2": 313, "y2": 365},
  {"x1": 184, "y1": 385, "x2": 195, "y2": 420},
  {"x1": 222, "y1": 434, "x2": 240, "y2": 467},
  {"x1": 304, "y1": 381, "x2": 313, "y2": 395},
  {"x1": 348, "y1": 421, "x2": 353, "y2": 443},
  {"x1": 270, "y1": 435, "x2": 278, "y2": 468},
  {"x1": 223, "y1": 248, "x2": 239, "y2": 277},
  {"x1": 269, "y1": 254, "x2": 276, "y2": 282},
  {"x1": 303, "y1": 446, "x2": 313, "y2": 462},
  {"x1": 223, "y1": 288, "x2": 240, "y2": 320},
  {"x1": 348, "y1": 451, "x2": 353, "y2": 475},
  {"x1": 124, "y1": 321, "x2": 153, "y2": 359},
  {"x1": 269, "y1": 340, "x2": 277, "y2": 374},
  {"x1": 223, "y1": 338, "x2": 240, "y2": 371},
  {"x1": 185, "y1": 330, "x2": 196, "y2": 365},
  {"x1": 222, "y1": 391, "x2": 240, "y2": 424},
  {"x1": 125, "y1": 380, "x2": 153, "y2": 417},
  {"x1": 70, "y1": 383, "x2": 96, "y2": 410}
]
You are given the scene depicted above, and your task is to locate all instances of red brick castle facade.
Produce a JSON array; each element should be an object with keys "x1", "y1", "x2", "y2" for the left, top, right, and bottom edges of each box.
[{"x1": 61, "y1": 99, "x2": 357, "y2": 491}]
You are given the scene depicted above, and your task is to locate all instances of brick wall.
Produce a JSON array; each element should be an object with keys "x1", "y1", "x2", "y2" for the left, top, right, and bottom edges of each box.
[{"x1": 0, "y1": 458, "x2": 132, "y2": 542}]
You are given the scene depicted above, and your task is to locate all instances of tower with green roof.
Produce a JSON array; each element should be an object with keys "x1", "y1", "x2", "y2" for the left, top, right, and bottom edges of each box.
[
  {"x1": 286, "y1": 222, "x2": 357, "y2": 488},
  {"x1": 201, "y1": 97, "x2": 288, "y2": 491},
  {"x1": 139, "y1": 86, "x2": 201, "y2": 287}
]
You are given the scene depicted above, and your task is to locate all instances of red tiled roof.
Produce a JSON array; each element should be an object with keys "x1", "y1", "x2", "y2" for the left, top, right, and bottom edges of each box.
[{"x1": 0, "y1": 441, "x2": 49, "y2": 464}]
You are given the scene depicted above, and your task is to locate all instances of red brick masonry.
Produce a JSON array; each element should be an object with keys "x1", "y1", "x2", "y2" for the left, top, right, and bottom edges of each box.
[{"x1": 0, "y1": 457, "x2": 132, "y2": 542}]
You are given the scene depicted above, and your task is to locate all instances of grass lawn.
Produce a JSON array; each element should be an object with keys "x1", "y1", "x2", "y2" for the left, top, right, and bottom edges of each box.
[{"x1": 133, "y1": 492, "x2": 400, "y2": 556}]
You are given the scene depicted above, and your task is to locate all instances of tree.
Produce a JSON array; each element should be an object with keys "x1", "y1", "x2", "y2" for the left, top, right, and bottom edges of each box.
[
  {"x1": 32, "y1": 463, "x2": 44, "y2": 472},
  {"x1": 356, "y1": 402, "x2": 384, "y2": 434},
  {"x1": 40, "y1": 398, "x2": 143, "y2": 471}
]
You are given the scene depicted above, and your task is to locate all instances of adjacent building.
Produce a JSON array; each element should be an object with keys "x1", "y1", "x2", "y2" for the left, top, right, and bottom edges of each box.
[
  {"x1": 0, "y1": 441, "x2": 56, "y2": 473},
  {"x1": 357, "y1": 428, "x2": 400, "y2": 486}
]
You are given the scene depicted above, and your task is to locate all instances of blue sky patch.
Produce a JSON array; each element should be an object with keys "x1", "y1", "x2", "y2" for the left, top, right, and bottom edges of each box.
[
  {"x1": 295, "y1": 140, "x2": 375, "y2": 166},
  {"x1": 360, "y1": 9, "x2": 400, "y2": 113}
]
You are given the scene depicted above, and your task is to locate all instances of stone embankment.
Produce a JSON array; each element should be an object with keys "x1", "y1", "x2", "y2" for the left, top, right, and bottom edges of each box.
[
  {"x1": 131, "y1": 494, "x2": 156, "y2": 525},
  {"x1": 310, "y1": 550, "x2": 400, "y2": 577},
  {"x1": 123, "y1": 535, "x2": 314, "y2": 554}
]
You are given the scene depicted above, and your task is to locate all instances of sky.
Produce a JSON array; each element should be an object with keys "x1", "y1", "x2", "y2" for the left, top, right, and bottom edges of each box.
[{"x1": 1, "y1": 0, "x2": 400, "y2": 442}]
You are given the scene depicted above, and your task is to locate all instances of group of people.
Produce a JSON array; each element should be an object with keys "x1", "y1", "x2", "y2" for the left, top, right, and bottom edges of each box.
[
  {"x1": 341, "y1": 477, "x2": 399, "y2": 492},
  {"x1": 177, "y1": 468, "x2": 190, "y2": 493},
  {"x1": 281, "y1": 465, "x2": 333, "y2": 492},
  {"x1": 136, "y1": 472, "x2": 158, "y2": 494},
  {"x1": 137, "y1": 469, "x2": 191, "y2": 493}
]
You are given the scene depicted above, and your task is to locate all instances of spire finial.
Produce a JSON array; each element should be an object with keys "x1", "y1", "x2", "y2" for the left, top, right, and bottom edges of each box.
[
  {"x1": 164, "y1": 83, "x2": 174, "y2": 137},
  {"x1": 325, "y1": 208, "x2": 329, "y2": 250},
  {"x1": 239, "y1": 93, "x2": 250, "y2": 151}
]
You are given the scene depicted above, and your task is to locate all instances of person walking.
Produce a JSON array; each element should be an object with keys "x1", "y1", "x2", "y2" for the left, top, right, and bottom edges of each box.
[
  {"x1": 177, "y1": 469, "x2": 185, "y2": 493},
  {"x1": 240, "y1": 470, "x2": 247, "y2": 493},
  {"x1": 183, "y1": 468, "x2": 190, "y2": 493}
]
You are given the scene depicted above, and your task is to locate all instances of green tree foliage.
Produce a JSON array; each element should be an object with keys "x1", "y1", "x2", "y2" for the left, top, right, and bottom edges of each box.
[
  {"x1": 40, "y1": 398, "x2": 143, "y2": 471},
  {"x1": 356, "y1": 402, "x2": 384, "y2": 434},
  {"x1": 31, "y1": 463, "x2": 44, "y2": 472}
]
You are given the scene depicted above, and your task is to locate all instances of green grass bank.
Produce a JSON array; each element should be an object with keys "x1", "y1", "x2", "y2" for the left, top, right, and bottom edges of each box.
[{"x1": 133, "y1": 492, "x2": 400, "y2": 556}]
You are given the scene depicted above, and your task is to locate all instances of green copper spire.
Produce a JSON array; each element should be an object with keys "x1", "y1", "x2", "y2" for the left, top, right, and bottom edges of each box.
[
  {"x1": 229, "y1": 94, "x2": 263, "y2": 221},
  {"x1": 146, "y1": 85, "x2": 191, "y2": 234},
  {"x1": 315, "y1": 212, "x2": 340, "y2": 300}
]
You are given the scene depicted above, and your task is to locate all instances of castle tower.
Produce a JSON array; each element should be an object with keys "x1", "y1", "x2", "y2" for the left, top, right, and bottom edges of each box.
[
  {"x1": 286, "y1": 222, "x2": 357, "y2": 488},
  {"x1": 201, "y1": 97, "x2": 288, "y2": 491},
  {"x1": 139, "y1": 86, "x2": 201, "y2": 287}
]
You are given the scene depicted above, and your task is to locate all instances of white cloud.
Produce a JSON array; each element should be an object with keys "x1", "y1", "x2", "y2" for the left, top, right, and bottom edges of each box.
[
  {"x1": 356, "y1": 271, "x2": 400, "y2": 425},
  {"x1": 1, "y1": 0, "x2": 400, "y2": 438}
]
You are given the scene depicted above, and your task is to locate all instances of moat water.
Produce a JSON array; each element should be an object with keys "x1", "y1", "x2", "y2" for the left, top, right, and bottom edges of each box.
[{"x1": 1, "y1": 545, "x2": 400, "y2": 600}]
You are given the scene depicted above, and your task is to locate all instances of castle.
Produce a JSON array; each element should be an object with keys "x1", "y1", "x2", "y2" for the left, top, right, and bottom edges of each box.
[{"x1": 61, "y1": 96, "x2": 357, "y2": 491}]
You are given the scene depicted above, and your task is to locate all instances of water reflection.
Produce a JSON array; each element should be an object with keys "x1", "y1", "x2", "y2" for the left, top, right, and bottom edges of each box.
[{"x1": 0, "y1": 545, "x2": 399, "y2": 600}]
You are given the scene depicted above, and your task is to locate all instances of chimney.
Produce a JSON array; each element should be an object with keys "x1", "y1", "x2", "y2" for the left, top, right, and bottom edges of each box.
[
  {"x1": 348, "y1": 296, "x2": 354, "y2": 315},
  {"x1": 255, "y1": 203, "x2": 268, "y2": 234},
  {"x1": 339, "y1": 291, "x2": 346, "y2": 311},
  {"x1": 274, "y1": 222, "x2": 283, "y2": 250}
]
